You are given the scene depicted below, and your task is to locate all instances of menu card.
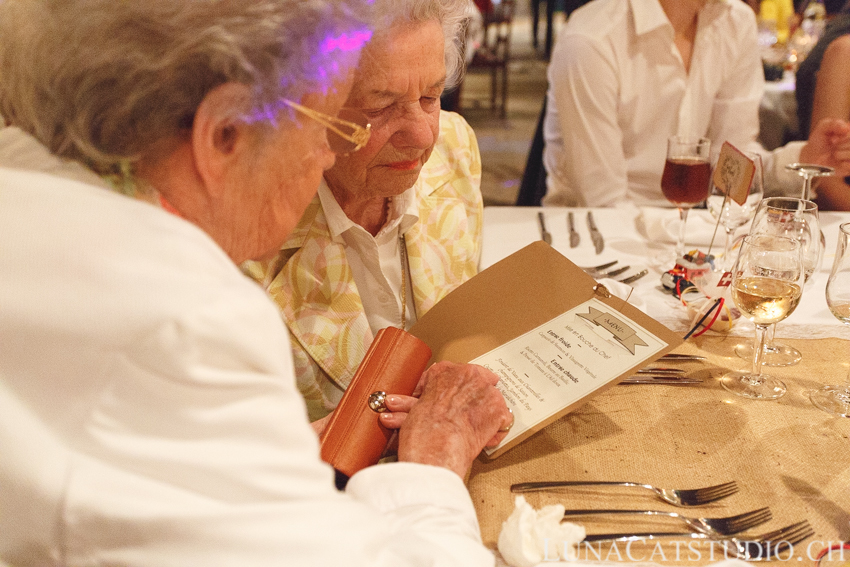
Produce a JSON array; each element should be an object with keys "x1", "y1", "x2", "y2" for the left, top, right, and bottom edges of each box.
[{"x1": 409, "y1": 242, "x2": 682, "y2": 459}]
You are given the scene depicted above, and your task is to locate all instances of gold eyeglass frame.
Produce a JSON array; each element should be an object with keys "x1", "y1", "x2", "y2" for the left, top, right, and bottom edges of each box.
[{"x1": 282, "y1": 99, "x2": 371, "y2": 154}]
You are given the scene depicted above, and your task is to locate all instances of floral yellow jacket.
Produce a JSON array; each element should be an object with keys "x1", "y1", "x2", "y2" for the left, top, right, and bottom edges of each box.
[{"x1": 247, "y1": 111, "x2": 482, "y2": 421}]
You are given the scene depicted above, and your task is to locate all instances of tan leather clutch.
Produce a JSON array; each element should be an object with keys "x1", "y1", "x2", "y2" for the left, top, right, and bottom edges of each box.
[{"x1": 319, "y1": 326, "x2": 432, "y2": 479}]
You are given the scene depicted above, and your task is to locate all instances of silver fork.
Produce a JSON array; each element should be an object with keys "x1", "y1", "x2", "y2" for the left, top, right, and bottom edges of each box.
[
  {"x1": 582, "y1": 520, "x2": 814, "y2": 561},
  {"x1": 598, "y1": 265, "x2": 630, "y2": 278},
  {"x1": 581, "y1": 260, "x2": 617, "y2": 275},
  {"x1": 563, "y1": 507, "x2": 772, "y2": 536},
  {"x1": 510, "y1": 480, "x2": 738, "y2": 507},
  {"x1": 618, "y1": 269, "x2": 648, "y2": 285}
]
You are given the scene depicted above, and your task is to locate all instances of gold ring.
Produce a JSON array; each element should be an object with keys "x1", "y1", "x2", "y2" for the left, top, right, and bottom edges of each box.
[
  {"x1": 367, "y1": 391, "x2": 388, "y2": 413},
  {"x1": 498, "y1": 407, "x2": 514, "y2": 432}
]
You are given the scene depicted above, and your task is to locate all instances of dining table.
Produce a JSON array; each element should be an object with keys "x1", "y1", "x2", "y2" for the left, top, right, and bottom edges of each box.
[{"x1": 469, "y1": 206, "x2": 850, "y2": 566}]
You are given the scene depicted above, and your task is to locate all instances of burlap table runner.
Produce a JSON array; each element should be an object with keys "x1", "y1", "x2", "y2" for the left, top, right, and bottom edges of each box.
[{"x1": 469, "y1": 336, "x2": 850, "y2": 566}]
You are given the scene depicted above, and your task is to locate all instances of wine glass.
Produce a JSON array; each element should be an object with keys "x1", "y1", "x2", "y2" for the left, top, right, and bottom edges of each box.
[
  {"x1": 706, "y1": 152, "x2": 764, "y2": 272},
  {"x1": 661, "y1": 136, "x2": 712, "y2": 259},
  {"x1": 721, "y1": 234, "x2": 805, "y2": 400},
  {"x1": 785, "y1": 163, "x2": 834, "y2": 200},
  {"x1": 735, "y1": 198, "x2": 821, "y2": 366},
  {"x1": 810, "y1": 222, "x2": 850, "y2": 416}
]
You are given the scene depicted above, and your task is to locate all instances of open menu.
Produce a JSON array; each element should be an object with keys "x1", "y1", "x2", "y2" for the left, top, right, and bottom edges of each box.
[{"x1": 409, "y1": 241, "x2": 682, "y2": 459}]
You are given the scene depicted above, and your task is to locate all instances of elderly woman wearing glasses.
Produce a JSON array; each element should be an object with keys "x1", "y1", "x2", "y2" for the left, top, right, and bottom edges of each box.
[
  {"x1": 0, "y1": 1, "x2": 511, "y2": 565},
  {"x1": 248, "y1": 0, "x2": 483, "y2": 426}
]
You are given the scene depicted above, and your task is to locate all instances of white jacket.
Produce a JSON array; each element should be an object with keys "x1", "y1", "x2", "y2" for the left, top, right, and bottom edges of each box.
[{"x1": 0, "y1": 128, "x2": 492, "y2": 567}]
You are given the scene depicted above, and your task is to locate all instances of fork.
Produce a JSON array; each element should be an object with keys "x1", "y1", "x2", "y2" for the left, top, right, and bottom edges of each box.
[
  {"x1": 581, "y1": 520, "x2": 814, "y2": 561},
  {"x1": 598, "y1": 265, "x2": 630, "y2": 278},
  {"x1": 510, "y1": 480, "x2": 739, "y2": 507},
  {"x1": 563, "y1": 507, "x2": 772, "y2": 536},
  {"x1": 581, "y1": 260, "x2": 617, "y2": 274},
  {"x1": 618, "y1": 269, "x2": 649, "y2": 285}
]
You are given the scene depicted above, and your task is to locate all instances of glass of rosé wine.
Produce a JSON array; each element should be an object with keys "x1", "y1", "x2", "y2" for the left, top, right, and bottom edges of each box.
[{"x1": 661, "y1": 136, "x2": 712, "y2": 259}]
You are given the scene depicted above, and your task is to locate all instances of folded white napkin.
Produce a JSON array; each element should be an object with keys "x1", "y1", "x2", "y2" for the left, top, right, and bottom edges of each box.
[
  {"x1": 497, "y1": 496, "x2": 586, "y2": 567},
  {"x1": 636, "y1": 207, "x2": 721, "y2": 247},
  {"x1": 497, "y1": 497, "x2": 756, "y2": 567}
]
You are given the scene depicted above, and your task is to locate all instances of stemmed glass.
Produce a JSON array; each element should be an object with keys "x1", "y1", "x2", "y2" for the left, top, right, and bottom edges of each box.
[
  {"x1": 785, "y1": 163, "x2": 834, "y2": 200},
  {"x1": 735, "y1": 198, "x2": 821, "y2": 366},
  {"x1": 721, "y1": 234, "x2": 805, "y2": 400},
  {"x1": 706, "y1": 152, "x2": 765, "y2": 272},
  {"x1": 810, "y1": 222, "x2": 850, "y2": 416},
  {"x1": 661, "y1": 136, "x2": 712, "y2": 259}
]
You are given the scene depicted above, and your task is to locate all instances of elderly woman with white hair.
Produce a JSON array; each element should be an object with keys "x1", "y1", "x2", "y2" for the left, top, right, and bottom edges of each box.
[
  {"x1": 248, "y1": 0, "x2": 486, "y2": 427},
  {"x1": 0, "y1": 1, "x2": 511, "y2": 565}
]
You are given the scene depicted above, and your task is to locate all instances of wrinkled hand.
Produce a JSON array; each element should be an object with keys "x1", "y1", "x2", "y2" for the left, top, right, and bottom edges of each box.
[
  {"x1": 379, "y1": 392, "x2": 507, "y2": 447},
  {"x1": 801, "y1": 118, "x2": 850, "y2": 177},
  {"x1": 396, "y1": 361, "x2": 512, "y2": 478}
]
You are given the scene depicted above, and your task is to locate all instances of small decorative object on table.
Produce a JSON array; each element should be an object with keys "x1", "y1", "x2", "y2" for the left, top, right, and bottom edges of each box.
[
  {"x1": 706, "y1": 144, "x2": 764, "y2": 272},
  {"x1": 661, "y1": 250, "x2": 739, "y2": 337}
]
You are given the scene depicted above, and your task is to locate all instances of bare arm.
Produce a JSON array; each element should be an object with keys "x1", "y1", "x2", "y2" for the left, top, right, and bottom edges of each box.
[
  {"x1": 807, "y1": 36, "x2": 850, "y2": 210},
  {"x1": 810, "y1": 36, "x2": 850, "y2": 131}
]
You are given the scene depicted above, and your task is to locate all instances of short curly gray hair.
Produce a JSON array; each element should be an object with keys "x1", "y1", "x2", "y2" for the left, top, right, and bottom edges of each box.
[
  {"x1": 0, "y1": 0, "x2": 373, "y2": 177},
  {"x1": 372, "y1": 0, "x2": 472, "y2": 90}
]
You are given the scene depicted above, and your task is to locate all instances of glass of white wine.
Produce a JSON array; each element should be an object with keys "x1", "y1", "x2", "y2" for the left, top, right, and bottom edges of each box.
[
  {"x1": 706, "y1": 152, "x2": 764, "y2": 272},
  {"x1": 735, "y1": 198, "x2": 821, "y2": 366},
  {"x1": 810, "y1": 222, "x2": 850, "y2": 416},
  {"x1": 721, "y1": 234, "x2": 805, "y2": 400}
]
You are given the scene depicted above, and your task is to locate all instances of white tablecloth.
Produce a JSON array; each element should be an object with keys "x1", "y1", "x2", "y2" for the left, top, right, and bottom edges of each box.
[{"x1": 481, "y1": 206, "x2": 850, "y2": 340}]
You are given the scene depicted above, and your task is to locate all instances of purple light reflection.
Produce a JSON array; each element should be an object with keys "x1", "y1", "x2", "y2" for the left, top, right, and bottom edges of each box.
[
  {"x1": 320, "y1": 29, "x2": 372, "y2": 54},
  {"x1": 245, "y1": 25, "x2": 372, "y2": 125},
  {"x1": 297, "y1": 26, "x2": 371, "y2": 96}
]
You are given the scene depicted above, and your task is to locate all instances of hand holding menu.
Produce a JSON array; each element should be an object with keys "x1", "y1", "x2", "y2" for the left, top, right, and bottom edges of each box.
[{"x1": 409, "y1": 242, "x2": 682, "y2": 459}]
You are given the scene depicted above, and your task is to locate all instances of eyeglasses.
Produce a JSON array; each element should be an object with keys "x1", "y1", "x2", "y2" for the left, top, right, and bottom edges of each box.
[{"x1": 282, "y1": 99, "x2": 371, "y2": 155}]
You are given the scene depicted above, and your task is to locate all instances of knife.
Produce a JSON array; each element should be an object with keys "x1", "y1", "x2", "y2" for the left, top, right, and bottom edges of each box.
[
  {"x1": 537, "y1": 212, "x2": 552, "y2": 244},
  {"x1": 620, "y1": 377, "x2": 703, "y2": 385},
  {"x1": 587, "y1": 211, "x2": 604, "y2": 254},
  {"x1": 636, "y1": 367, "x2": 685, "y2": 375},
  {"x1": 568, "y1": 212, "x2": 580, "y2": 248},
  {"x1": 660, "y1": 353, "x2": 707, "y2": 361}
]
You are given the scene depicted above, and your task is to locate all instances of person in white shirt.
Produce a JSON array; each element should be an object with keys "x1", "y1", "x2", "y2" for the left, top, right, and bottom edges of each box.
[
  {"x1": 0, "y1": 1, "x2": 511, "y2": 566},
  {"x1": 542, "y1": 0, "x2": 850, "y2": 208}
]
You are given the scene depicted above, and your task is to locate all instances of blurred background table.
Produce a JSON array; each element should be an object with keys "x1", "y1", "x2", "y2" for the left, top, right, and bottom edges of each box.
[{"x1": 481, "y1": 206, "x2": 849, "y2": 339}]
